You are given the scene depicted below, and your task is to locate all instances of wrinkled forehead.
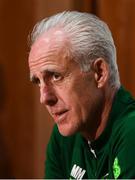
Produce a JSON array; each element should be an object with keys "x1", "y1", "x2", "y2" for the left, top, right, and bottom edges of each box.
[{"x1": 29, "y1": 28, "x2": 69, "y2": 61}]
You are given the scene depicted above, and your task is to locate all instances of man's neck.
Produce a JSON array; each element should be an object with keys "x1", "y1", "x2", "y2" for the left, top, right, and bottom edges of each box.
[
  {"x1": 94, "y1": 85, "x2": 118, "y2": 140},
  {"x1": 82, "y1": 85, "x2": 119, "y2": 142}
]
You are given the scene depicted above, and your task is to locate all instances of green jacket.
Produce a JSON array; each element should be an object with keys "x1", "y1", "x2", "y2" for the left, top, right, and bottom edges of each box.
[{"x1": 45, "y1": 87, "x2": 135, "y2": 179}]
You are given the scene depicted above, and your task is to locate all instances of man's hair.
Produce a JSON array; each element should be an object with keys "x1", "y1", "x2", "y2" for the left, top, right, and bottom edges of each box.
[{"x1": 30, "y1": 11, "x2": 120, "y2": 87}]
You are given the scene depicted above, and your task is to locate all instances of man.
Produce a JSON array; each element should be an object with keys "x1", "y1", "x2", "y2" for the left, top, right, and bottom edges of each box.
[{"x1": 28, "y1": 11, "x2": 135, "y2": 179}]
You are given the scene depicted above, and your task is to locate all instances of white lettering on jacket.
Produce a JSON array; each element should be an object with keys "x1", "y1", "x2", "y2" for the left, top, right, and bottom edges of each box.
[{"x1": 70, "y1": 164, "x2": 86, "y2": 179}]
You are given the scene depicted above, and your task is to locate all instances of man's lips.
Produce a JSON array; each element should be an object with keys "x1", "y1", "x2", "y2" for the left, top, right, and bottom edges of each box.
[
  {"x1": 51, "y1": 109, "x2": 69, "y2": 123},
  {"x1": 54, "y1": 109, "x2": 68, "y2": 115}
]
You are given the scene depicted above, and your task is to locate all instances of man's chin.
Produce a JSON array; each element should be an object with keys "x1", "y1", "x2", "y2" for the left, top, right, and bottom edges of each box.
[{"x1": 57, "y1": 125, "x2": 76, "y2": 137}]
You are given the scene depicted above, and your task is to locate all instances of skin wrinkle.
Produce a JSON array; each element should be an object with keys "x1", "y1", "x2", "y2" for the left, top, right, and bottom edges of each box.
[
  {"x1": 29, "y1": 47, "x2": 70, "y2": 81},
  {"x1": 29, "y1": 30, "x2": 71, "y2": 78}
]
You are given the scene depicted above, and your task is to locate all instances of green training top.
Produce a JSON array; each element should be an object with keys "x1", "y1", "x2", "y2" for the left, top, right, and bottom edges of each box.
[{"x1": 45, "y1": 87, "x2": 135, "y2": 179}]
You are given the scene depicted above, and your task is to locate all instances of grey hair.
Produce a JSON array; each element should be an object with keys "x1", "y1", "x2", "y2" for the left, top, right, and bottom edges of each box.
[{"x1": 30, "y1": 11, "x2": 120, "y2": 87}]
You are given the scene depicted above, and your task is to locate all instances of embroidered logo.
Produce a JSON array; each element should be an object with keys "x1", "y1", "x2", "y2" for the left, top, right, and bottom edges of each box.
[
  {"x1": 113, "y1": 157, "x2": 121, "y2": 179},
  {"x1": 70, "y1": 164, "x2": 86, "y2": 179}
]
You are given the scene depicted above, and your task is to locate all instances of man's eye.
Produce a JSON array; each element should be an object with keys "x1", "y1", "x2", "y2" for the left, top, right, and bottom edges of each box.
[
  {"x1": 52, "y1": 73, "x2": 62, "y2": 81},
  {"x1": 31, "y1": 77, "x2": 40, "y2": 85}
]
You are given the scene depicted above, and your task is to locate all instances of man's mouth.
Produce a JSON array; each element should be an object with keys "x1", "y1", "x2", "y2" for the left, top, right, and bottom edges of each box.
[{"x1": 52, "y1": 109, "x2": 68, "y2": 123}]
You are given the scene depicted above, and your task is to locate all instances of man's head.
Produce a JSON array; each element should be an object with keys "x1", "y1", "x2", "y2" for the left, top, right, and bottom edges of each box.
[{"x1": 28, "y1": 11, "x2": 120, "y2": 138}]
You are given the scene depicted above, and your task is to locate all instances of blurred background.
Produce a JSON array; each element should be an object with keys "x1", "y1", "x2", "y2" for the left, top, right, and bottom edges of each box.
[{"x1": 0, "y1": 0, "x2": 135, "y2": 178}]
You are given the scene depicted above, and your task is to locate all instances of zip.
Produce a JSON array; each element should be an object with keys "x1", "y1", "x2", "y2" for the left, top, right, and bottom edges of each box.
[{"x1": 88, "y1": 140, "x2": 97, "y2": 159}]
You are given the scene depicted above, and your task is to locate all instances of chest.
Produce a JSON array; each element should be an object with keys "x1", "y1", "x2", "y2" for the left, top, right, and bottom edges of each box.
[{"x1": 66, "y1": 144, "x2": 114, "y2": 179}]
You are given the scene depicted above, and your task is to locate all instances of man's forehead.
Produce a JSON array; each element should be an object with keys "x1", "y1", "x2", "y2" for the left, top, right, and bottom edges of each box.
[
  {"x1": 29, "y1": 28, "x2": 69, "y2": 61},
  {"x1": 32, "y1": 28, "x2": 67, "y2": 48}
]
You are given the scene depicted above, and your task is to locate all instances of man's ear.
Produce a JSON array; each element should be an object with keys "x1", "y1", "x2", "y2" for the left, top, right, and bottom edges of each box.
[{"x1": 92, "y1": 58, "x2": 109, "y2": 88}]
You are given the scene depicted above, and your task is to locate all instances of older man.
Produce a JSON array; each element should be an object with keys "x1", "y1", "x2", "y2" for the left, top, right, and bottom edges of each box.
[{"x1": 28, "y1": 11, "x2": 135, "y2": 179}]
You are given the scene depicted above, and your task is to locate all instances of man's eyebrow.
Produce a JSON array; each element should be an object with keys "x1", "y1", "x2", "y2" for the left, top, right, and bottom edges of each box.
[
  {"x1": 29, "y1": 69, "x2": 60, "y2": 83},
  {"x1": 41, "y1": 69, "x2": 62, "y2": 77},
  {"x1": 42, "y1": 69, "x2": 59, "y2": 74}
]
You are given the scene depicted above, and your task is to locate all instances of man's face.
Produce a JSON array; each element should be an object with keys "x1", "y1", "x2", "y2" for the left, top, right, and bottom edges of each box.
[{"x1": 29, "y1": 29, "x2": 103, "y2": 137}]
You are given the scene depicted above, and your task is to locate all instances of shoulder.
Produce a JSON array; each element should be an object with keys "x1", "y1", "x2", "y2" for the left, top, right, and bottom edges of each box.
[
  {"x1": 109, "y1": 97, "x2": 135, "y2": 178},
  {"x1": 111, "y1": 101, "x2": 135, "y2": 154},
  {"x1": 112, "y1": 87, "x2": 135, "y2": 139},
  {"x1": 113, "y1": 100, "x2": 135, "y2": 136}
]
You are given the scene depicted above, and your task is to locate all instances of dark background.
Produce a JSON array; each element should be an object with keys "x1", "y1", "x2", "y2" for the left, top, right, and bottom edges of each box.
[{"x1": 0, "y1": 0, "x2": 135, "y2": 178}]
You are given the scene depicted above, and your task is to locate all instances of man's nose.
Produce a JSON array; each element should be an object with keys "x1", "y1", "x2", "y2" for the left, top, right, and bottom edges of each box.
[{"x1": 40, "y1": 83, "x2": 58, "y2": 106}]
